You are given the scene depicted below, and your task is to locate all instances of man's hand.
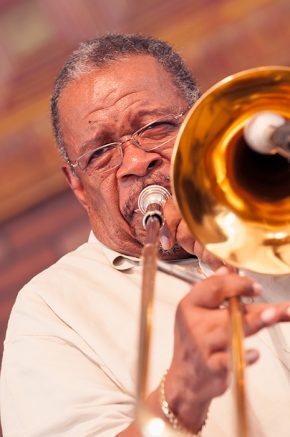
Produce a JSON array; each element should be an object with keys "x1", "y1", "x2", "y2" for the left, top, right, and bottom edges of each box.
[
  {"x1": 160, "y1": 197, "x2": 224, "y2": 270},
  {"x1": 164, "y1": 268, "x2": 290, "y2": 433},
  {"x1": 117, "y1": 268, "x2": 290, "y2": 437}
]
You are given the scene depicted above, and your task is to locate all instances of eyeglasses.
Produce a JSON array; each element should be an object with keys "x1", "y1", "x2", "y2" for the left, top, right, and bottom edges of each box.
[{"x1": 68, "y1": 111, "x2": 186, "y2": 174}]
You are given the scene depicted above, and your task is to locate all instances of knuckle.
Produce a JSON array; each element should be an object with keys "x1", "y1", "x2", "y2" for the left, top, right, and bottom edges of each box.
[
  {"x1": 207, "y1": 371, "x2": 229, "y2": 396},
  {"x1": 176, "y1": 223, "x2": 191, "y2": 244},
  {"x1": 214, "y1": 365, "x2": 228, "y2": 380},
  {"x1": 176, "y1": 296, "x2": 193, "y2": 321},
  {"x1": 216, "y1": 378, "x2": 229, "y2": 395},
  {"x1": 203, "y1": 276, "x2": 225, "y2": 301},
  {"x1": 175, "y1": 298, "x2": 203, "y2": 334}
]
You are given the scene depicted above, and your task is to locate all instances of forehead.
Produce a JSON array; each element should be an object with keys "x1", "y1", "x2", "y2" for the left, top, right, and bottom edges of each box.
[{"x1": 58, "y1": 55, "x2": 184, "y2": 152}]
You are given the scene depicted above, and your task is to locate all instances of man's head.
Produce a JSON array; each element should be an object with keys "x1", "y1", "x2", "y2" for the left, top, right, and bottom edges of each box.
[{"x1": 51, "y1": 34, "x2": 200, "y2": 257}]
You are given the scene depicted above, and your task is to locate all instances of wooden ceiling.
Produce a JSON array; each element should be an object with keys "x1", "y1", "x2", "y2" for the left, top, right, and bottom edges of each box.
[{"x1": 0, "y1": 0, "x2": 289, "y2": 222}]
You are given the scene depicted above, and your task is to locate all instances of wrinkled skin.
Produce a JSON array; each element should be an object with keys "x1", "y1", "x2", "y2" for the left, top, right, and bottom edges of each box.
[
  {"x1": 59, "y1": 54, "x2": 220, "y2": 265},
  {"x1": 58, "y1": 55, "x2": 290, "y2": 435}
]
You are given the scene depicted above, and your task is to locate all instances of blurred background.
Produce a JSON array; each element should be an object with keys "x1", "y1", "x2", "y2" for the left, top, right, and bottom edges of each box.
[{"x1": 0, "y1": 0, "x2": 290, "y2": 383}]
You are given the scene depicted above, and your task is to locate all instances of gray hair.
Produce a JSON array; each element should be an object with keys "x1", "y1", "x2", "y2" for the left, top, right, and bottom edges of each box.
[{"x1": 50, "y1": 33, "x2": 200, "y2": 162}]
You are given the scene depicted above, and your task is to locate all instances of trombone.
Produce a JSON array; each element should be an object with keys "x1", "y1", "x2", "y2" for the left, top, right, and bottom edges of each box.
[{"x1": 136, "y1": 66, "x2": 290, "y2": 437}]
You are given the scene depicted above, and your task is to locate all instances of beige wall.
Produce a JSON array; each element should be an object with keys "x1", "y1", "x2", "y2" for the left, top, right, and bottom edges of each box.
[{"x1": 0, "y1": 0, "x2": 289, "y2": 222}]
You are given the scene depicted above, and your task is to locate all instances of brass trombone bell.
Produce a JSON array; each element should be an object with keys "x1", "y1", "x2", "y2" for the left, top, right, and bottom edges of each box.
[{"x1": 171, "y1": 66, "x2": 290, "y2": 275}]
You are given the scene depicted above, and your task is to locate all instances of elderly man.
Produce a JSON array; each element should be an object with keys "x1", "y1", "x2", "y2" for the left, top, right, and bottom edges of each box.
[{"x1": 1, "y1": 34, "x2": 290, "y2": 437}]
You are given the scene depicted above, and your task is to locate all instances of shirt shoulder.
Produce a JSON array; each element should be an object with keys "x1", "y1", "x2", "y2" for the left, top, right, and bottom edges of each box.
[{"x1": 5, "y1": 240, "x2": 140, "y2": 342}]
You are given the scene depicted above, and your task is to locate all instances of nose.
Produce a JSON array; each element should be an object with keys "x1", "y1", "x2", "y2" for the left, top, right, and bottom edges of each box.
[{"x1": 116, "y1": 140, "x2": 162, "y2": 179}]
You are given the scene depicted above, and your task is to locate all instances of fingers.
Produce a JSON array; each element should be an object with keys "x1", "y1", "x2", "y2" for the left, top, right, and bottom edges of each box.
[
  {"x1": 185, "y1": 279, "x2": 290, "y2": 339},
  {"x1": 175, "y1": 220, "x2": 195, "y2": 253},
  {"x1": 160, "y1": 198, "x2": 181, "y2": 250},
  {"x1": 186, "y1": 273, "x2": 262, "y2": 308},
  {"x1": 160, "y1": 198, "x2": 226, "y2": 270},
  {"x1": 245, "y1": 348, "x2": 260, "y2": 365},
  {"x1": 192, "y1": 241, "x2": 225, "y2": 271},
  {"x1": 208, "y1": 348, "x2": 260, "y2": 378},
  {"x1": 159, "y1": 222, "x2": 176, "y2": 251},
  {"x1": 198, "y1": 314, "x2": 260, "y2": 367},
  {"x1": 160, "y1": 198, "x2": 197, "y2": 253},
  {"x1": 171, "y1": 285, "x2": 288, "y2": 410},
  {"x1": 244, "y1": 302, "x2": 290, "y2": 336}
]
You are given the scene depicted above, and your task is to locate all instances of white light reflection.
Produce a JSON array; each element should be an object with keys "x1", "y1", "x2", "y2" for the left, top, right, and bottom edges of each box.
[
  {"x1": 266, "y1": 231, "x2": 287, "y2": 240},
  {"x1": 219, "y1": 211, "x2": 237, "y2": 239},
  {"x1": 144, "y1": 417, "x2": 166, "y2": 437}
]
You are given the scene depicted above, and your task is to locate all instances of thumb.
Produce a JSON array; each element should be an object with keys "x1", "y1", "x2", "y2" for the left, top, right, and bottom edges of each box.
[{"x1": 159, "y1": 223, "x2": 175, "y2": 250}]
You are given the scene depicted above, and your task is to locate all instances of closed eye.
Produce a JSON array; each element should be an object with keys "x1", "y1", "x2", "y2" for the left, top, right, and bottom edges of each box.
[
  {"x1": 89, "y1": 143, "x2": 116, "y2": 159},
  {"x1": 85, "y1": 143, "x2": 118, "y2": 168},
  {"x1": 140, "y1": 121, "x2": 178, "y2": 140}
]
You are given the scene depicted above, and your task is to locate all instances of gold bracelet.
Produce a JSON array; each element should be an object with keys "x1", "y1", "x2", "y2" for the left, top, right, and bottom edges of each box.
[{"x1": 160, "y1": 370, "x2": 206, "y2": 436}]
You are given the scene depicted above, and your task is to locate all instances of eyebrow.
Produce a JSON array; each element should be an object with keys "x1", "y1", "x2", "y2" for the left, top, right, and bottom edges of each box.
[{"x1": 77, "y1": 107, "x2": 178, "y2": 156}]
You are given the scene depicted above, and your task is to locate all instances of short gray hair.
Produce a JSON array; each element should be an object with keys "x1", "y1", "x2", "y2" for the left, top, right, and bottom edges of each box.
[{"x1": 51, "y1": 33, "x2": 200, "y2": 161}]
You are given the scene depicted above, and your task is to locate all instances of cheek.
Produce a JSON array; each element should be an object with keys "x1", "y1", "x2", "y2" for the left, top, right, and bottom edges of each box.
[
  {"x1": 84, "y1": 174, "x2": 120, "y2": 217},
  {"x1": 160, "y1": 147, "x2": 173, "y2": 163}
]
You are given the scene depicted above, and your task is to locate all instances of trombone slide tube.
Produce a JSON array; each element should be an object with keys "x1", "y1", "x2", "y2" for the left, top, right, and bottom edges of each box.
[
  {"x1": 137, "y1": 215, "x2": 161, "y2": 401},
  {"x1": 229, "y1": 296, "x2": 249, "y2": 437}
]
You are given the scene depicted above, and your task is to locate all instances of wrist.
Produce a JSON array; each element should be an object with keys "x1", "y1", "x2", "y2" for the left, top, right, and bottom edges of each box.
[{"x1": 160, "y1": 370, "x2": 208, "y2": 436}]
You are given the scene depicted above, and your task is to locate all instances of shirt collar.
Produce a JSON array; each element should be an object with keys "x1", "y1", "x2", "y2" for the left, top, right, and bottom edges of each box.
[
  {"x1": 88, "y1": 231, "x2": 201, "y2": 273},
  {"x1": 88, "y1": 231, "x2": 140, "y2": 271}
]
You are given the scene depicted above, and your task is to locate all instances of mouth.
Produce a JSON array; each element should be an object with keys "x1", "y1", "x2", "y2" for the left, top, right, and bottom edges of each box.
[{"x1": 122, "y1": 175, "x2": 171, "y2": 223}]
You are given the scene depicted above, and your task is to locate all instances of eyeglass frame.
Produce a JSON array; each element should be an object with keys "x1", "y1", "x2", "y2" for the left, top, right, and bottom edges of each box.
[{"x1": 66, "y1": 109, "x2": 188, "y2": 174}]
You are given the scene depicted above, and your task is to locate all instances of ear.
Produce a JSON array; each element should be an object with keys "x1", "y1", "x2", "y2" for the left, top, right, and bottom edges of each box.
[{"x1": 62, "y1": 165, "x2": 89, "y2": 212}]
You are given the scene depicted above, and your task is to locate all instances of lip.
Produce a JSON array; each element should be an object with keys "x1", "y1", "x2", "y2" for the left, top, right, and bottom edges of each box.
[{"x1": 121, "y1": 177, "x2": 172, "y2": 222}]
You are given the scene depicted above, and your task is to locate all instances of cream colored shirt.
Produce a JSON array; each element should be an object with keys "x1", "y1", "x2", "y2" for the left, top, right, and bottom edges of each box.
[{"x1": 1, "y1": 234, "x2": 290, "y2": 436}]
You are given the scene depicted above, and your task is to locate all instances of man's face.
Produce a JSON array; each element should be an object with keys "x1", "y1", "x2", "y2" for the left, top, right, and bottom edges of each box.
[{"x1": 58, "y1": 55, "x2": 188, "y2": 257}]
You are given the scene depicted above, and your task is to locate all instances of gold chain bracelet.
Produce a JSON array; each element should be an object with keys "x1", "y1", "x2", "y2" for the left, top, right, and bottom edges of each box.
[{"x1": 160, "y1": 370, "x2": 207, "y2": 436}]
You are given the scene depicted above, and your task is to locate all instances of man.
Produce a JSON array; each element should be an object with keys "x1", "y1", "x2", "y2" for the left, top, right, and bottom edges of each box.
[{"x1": 1, "y1": 34, "x2": 290, "y2": 437}]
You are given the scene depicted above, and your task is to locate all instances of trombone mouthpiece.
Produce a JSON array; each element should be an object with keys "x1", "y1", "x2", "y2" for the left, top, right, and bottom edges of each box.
[{"x1": 138, "y1": 185, "x2": 171, "y2": 228}]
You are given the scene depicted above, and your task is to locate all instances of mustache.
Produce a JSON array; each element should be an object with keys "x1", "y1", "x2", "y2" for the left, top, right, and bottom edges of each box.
[{"x1": 122, "y1": 173, "x2": 170, "y2": 222}]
